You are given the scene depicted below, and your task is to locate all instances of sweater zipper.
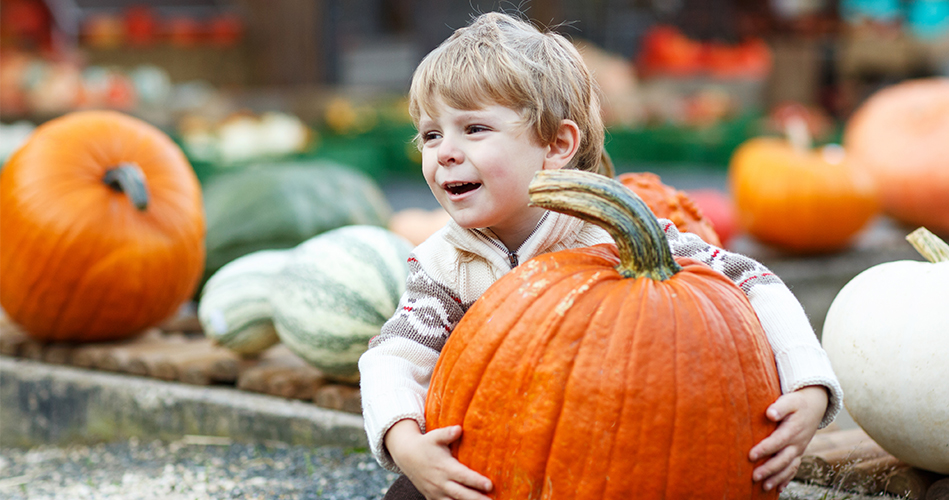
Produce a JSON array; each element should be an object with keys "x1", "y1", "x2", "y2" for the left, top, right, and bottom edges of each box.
[{"x1": 471, "y1": 212, "x2": 548, "y2": 269}]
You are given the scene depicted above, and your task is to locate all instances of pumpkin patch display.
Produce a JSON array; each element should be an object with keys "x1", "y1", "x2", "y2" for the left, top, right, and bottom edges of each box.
[
  {"x1": 843, "y1": 78, "x2": 949, "y2": 236},
  {"x1": 425, "y1": 170, "x2": 781, "y2": 499},
  {"x1": 272, "y1": 225, "x2": 413, "y2": 381},
  {"x1": 0, "y1": 110, "x2": 205, "y2": 342},
  {"x1": 202, "y1": 161, "x2": 392, "y2": 282},
  {"x1": 618, "y1": 171, "x2": 722, "y2": 247},
  {"x1": 728, "y1": 118, "x2": 878, "y2": 253},
  {"x1": 822, "y1": 227, "x2": 949, "y2": 474}
]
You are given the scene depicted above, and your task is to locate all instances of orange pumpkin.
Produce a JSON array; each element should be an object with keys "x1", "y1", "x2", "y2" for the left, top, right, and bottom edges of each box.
[
  {"x1": 618, "y1": 171, "x2": 723, "y2": 247},
  {"x1": 425, "y1": 170, "x2": 780, "y2": 500},
  {"x1": 844, "y1": 78, "x2": 949, "y2": 236},
  {"x1": 387, "y1": 207, "x2": 452, "y2": 246},
  {"x1": 0, "y1": 110, "x2": 205, "y2": 342},
  {"x1": 728, "y1": 118, "x2": 878, "y2": 253}
]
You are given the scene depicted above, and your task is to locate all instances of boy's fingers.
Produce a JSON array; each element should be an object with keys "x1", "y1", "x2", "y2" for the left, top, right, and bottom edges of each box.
[
  {"x1": 753, "y1": 447, "x2": 796, "y2": 483},
  {"x1": 766, "y1": 394, "x2": 800, "y2": 422},
  {"x1": 429, "y1": 425, "x2": 463, "y2": 446},
  {"x1": 762, "y1": 457, "x2": 801, "y2": 492},
  {"x1": 444, "y1": 481, "x2": 493, "y2": 500},
  {"x1": 749, "y1": 425, "x2": 791, "y2": 461},
  {"x1": 450, "y1": 466, "x2": 493, "y2": 493}
]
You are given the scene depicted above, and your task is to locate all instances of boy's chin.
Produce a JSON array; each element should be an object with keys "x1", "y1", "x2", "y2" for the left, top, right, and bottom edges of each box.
[{"x1": 445, "y1": 212, "x2": 490, "y2": 230}]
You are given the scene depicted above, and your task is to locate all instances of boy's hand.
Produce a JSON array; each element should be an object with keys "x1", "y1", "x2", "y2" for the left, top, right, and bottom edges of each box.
[
  {"x1": 385, "y1": 419, "x2": 493, "y2": 500},
  {"x1": 749, "y1": 385, "x2": 829, "y2": 493}
]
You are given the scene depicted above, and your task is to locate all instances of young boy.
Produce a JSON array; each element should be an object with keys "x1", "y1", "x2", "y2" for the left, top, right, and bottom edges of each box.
[{"x1": 359, "y1": 11, "x2": 842, "y2": 500}]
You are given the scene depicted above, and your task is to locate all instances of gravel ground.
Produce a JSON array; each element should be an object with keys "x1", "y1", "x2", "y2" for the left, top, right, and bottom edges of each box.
[
  {"x1": 0, "y1": 437, "x2": 398, "y2": 500},
  {"x1": 1, "y1": 437, "x2": 903, "y2": 500}
]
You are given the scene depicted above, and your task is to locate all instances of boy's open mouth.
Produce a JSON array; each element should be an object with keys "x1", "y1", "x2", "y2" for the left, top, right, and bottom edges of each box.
[{"x1": 445, "y1": 182, "x2": 481, "y2": 195}]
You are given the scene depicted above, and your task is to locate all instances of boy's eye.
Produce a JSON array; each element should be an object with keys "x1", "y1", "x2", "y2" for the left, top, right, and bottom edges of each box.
[
  {"x1": 466, "y1": 125, "x2": 489, "y2": 134},
  {"x1": 421, "y1": 131, "x2": 441, "y2": 142}
]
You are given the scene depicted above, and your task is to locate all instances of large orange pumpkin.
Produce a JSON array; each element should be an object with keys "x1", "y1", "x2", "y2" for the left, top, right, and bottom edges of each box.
[
  {"x1": 0, "y1": 110, "x2": 205, "y2": 341},
  {"x1": 618, "y1": 171, "x2": 723, "y2": 247},
  {"x1": 728, "y1": 117, "x2": 878, "y2": 253},
  {"x1": 425, "y1": 170, "x2": 780, "y2": 500},
  {"x1": 843, "y1": 78, "x2": 949, "y2": 236}
]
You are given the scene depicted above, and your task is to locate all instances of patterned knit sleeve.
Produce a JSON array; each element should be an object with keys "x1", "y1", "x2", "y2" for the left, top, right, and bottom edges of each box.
[
  {"x1": 358, "y1": 255, "x2": 468, "y2": 472},
  {"x1": 368, "y1": 256, "x2": 467, "y2": 352},
  {"x1": 659, "y1": 219, "x2": 844, "y2": 427}
]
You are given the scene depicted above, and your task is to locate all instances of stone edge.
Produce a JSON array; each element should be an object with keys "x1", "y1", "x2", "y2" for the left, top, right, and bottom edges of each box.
[{"x1": 0, "y1": 356, "x2": 368, "y2": 449}]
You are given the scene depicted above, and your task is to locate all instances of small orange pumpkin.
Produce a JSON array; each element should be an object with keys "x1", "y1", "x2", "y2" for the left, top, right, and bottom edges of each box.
[
  {"x1": 0, "y1": 110, "x2": 205, "y2": 342},
  {"x1": 728, "y1": 117, "x2": 878, "y2": 253},
  {"x1": 387, "y1": 207, "x2": 452, "y2": 246},
  {"x1": 844, "y1": 78, "x2": 949, "y2": 236},
  {"x1": 618, "y1": 171, "x2": 723, "y2": 247},
  {"x1": 425, "y1": 170, "x2": 780, "y2": 500}
]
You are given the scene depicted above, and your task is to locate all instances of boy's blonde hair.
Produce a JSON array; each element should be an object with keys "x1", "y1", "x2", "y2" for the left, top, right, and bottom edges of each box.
[{"x1": 408, "y1": 11, "x2": 606, "y2": 174}]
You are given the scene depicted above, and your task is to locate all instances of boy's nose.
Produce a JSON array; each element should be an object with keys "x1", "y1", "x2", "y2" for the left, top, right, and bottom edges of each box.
[{"x1": 437, "y1": 137, "x2": 464, "y2": 166}]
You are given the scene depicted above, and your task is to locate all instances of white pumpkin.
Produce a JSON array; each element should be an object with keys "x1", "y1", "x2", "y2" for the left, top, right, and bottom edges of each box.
[{"x1": 822, "y1": 227, "x2": 949, "y2": 474}]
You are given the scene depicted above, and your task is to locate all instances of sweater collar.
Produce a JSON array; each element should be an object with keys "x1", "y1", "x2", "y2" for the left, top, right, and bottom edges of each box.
[{"x1": 443, "y1": 211, "x2": 586, "y2": 270}]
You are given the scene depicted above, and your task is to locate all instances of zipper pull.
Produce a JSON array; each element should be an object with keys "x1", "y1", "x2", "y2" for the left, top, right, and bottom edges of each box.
[{"x1": 508, "y1": 251, "x2": 519, "y2": 268}]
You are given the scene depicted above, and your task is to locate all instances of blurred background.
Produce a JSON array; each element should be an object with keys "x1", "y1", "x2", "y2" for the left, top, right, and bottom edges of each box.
[
  {"x1": 3, "y1": 4, "x2": 949, "y2": 490},
  {"x1": 3, "y1": 0, "x2": 948, "y2": 195}
]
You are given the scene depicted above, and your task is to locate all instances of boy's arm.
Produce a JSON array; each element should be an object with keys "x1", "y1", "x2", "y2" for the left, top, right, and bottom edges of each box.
[
  {"x1": 359, "y1": 336, "x2": 439, "y2": 473},
  {"x1": 358, "y1": 255, "x2": 467, "y2": 473},
  {"x1": 659, "y1": 219, "x2": 844, "y2": 426}
]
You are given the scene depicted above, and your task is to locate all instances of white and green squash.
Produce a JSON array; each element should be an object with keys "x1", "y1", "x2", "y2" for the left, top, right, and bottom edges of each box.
[
  {"x1": 198, "y1": 249, "x2": 290, "y2": 355},
  {"x1": 822, "y1": 227, "x2": 949, "y2": 474},
  {"x1": 272, "y1": 225, "x2": 413, "y2": 381}
]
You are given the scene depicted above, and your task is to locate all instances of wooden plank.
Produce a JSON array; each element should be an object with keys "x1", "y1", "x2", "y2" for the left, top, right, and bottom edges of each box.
[
  {"x1": 798, "y1": 427, "x2": 892, "y2": 486},
  {"x1": 156, "y1": 341, "x2": 242, "y2": 385},
  {"x1": 19, "y1": 339, "x2": 48, "y2": 361},
  {"x1": 96, "y1": 329, "x2": 184, "y2": 373},
  {"x1": 265, "y1": 367, "x2": 326, "y2": 400},
  {"x1": 71, "y1": 342, "x2": 122, "y2": 369},
  {"x1": 925, "y1": 477, "x2": 949, "y2": 500},
  {"x1": 0, "y1": 319, "x2": 30, "y2": 356},
  {"x1": 883, "y1": 466, "x2": 944, "y2": 500},
  {"x1": 41, "y1": 344, "x2": 74, "y2": 365},
  {"x1": 158, "y1": 302, "x2": 203, "y2": 334},
  {"x1": 835, "y1": 455, "x2": 903, "y2": 494},
  {"x1": 797, "y1": 428, "x2": 948, "y2": 499},
  {"x1": 236, "y1": 345, "x2": 328, "y2": 400},
  {"x1": 126, "y1": 337, "x2": 214, "y2": 380},
  {"x1": 314, "y1": 384, "x2": 360, "y2": 414}
]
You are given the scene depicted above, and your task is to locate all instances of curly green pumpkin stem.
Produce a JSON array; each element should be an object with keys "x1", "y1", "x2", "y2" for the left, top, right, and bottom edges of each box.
[
  {"x1": 103, "y1": 163, "x2": 149, "y2": 211},
  {"x1": 906, "y1": 227, "x2": 949, "y2": 263},
  {"x1": 528, "y1": 169, "x2": 681, "y2": 280}
]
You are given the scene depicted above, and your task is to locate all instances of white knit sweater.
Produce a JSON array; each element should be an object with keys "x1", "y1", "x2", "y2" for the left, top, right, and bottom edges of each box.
[{"x1": 358, "y1": 211, "x2": 843, "y2": 472}]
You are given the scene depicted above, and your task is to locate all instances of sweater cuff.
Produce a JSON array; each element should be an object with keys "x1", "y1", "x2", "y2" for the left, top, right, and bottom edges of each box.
[
  {"x1": 774, "y1": 345, "x2": 845, "y2": 428},
  {"x1": 361, "y1": 387, "x2": 427, "y2": 473}
]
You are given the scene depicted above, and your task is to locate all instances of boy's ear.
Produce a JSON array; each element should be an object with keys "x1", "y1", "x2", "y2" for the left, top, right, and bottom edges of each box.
[{"x1": 543, "y1": 119, "x2": 581, "y2": 170}]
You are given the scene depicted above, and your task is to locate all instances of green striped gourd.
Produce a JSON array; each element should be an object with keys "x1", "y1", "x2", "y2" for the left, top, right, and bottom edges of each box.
[
  {"x1": 272, "y1": 225, "x2": 413, "y2": 380},
  {"x1": 202, "y1": 161, "x2": 392, "y2": 283},
  {"x1": 198, "y1": 249, "x2": 290, "y2": 355}
]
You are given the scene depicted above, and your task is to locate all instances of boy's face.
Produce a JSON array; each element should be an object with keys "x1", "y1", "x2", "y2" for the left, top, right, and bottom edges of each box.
[{"x1": 418, "y1": 98, "x2": 552, "y2": 246}]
